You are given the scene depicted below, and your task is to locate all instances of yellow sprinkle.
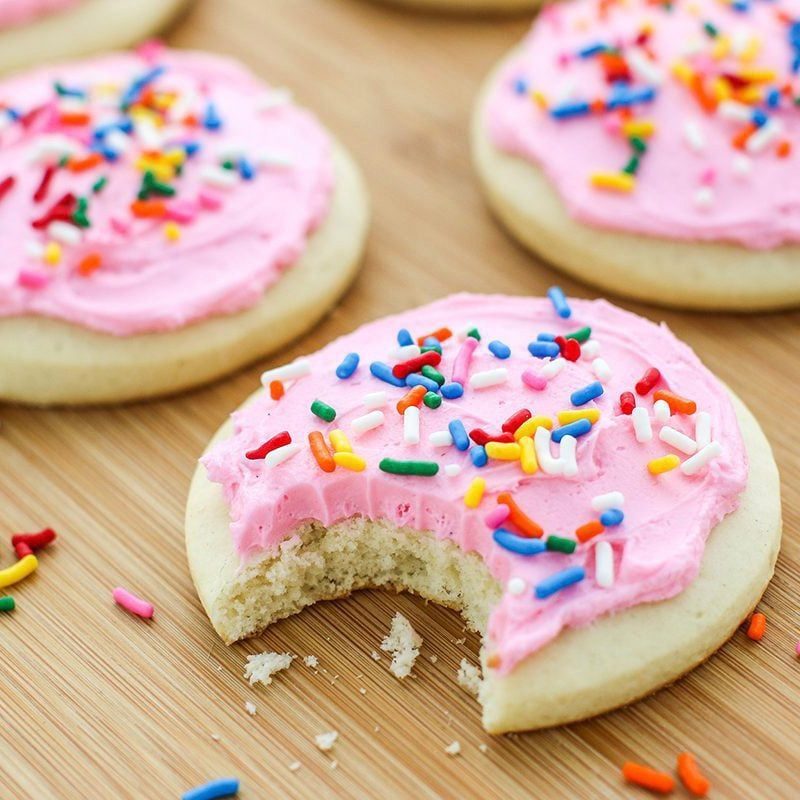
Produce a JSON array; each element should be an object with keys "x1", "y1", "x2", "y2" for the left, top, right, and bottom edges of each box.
[
  {"x1": 43, "y1": 241, "x2": 61, "y2": 266},
  {"x1": 647, "y1": 454, "x2": 681, "y2": 475},
  {"x1": 329, "y1": 429, "x2": 352, "y2": 453},
  {"x1": 738, "y1": 67, "x2": 776, "y2": 84},
  {"x1": 136, "y1": 155, "x2": 175, "y2": 182},
  {"x1": 519, "y1": 436, "x2": 538, "y2": 475},
  {"x1": 711, "y1": 77, "x2": 732, "y2": 101},
  {"x1": 464, "y1": 477, "x2": 486, "y2": 509},
  {"x1": 712, "y1": 35, "x2": 731, "y2": 61},
  {"x1": 164, "y1": 148, "x2": 187, "y2": 166},
  {"x1": 485, "y1": 442, "x2": 522, "y2": 461},
  {"x1": 621, "y1": 120, "x2": 655, "y2": 138},
  {"x1": 590, "y1": 172, "x2": 635, "y2": 193},
  {"x1": 0, "y1": 554, "x2": 38, "y2": 589},
  {"x1": 557, "y1": 409, "x2": 600, "y2": 425},
  {"x1": 333, "y1": 452, "x2": 365, "y2": 472},
  {"x1": 164, "y1": 222, "x2": 181, "y2": 242},
  {"x1": 740, "y1": 37, "x2": 761, "y2": 63},
  {"x1": 531, "y1": 90, "x2": 548, "y2": 110},
  {"x1": 735, "y1": 86, "x2": 763, "y2": 105},
  {"x1": 671, "y1": 61, "x2": 695, "y2": 85},
  {"x1": 514, "y1": 416, "x2": 552, "y2": 441}
]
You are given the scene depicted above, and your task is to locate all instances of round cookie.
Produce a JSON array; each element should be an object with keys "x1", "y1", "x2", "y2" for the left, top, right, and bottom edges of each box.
[
  {"x1": 473, "y1": 0, "x2": 800, "y2": 310},
  {"x1": 0, "y1": 47, "x2": 369, "y2": 405},
  {"x1": 373, "y1": 0, "x2": 537, "y2": 13},
  {"x1": 186, "y1": 292, "x2": 781, "y2": 734},
  {"x1": 0, "y1": 0, "x2": 192, "y2": 75}
]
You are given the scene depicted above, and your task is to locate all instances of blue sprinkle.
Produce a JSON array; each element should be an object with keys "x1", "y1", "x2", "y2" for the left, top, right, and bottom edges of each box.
[
  {"x1": 535, "y1": 566, "x2": 586, "y2": 599},
  {"x1": 203, "y1": 101, "x2": 223, "y2": 131},
  {"x1": 765, "y1": 88, "x2": 781, "y2": 109},
  {"x1": 547, "y1": 286, "x2": 572, "y2": 318},
  {"x1": 600, "y1": 508, "x2": 624, "y2": 527},
  {"x1": 578, "y1": 42, "x2": 607, "y2": 58},
  {"x1": 470, "y1": 445, "x2": 488, "y2": 467},
  {"x1": 370, "y1": 361, "x2": 405, "y2": 387},
  {"x1": 551, "y1": 418, "x2": 592, "y2": 442},
  {"x1": 121, "y1": 65, "x2": 166, "y2": 108},
  {"x1": 571, "y1": 381, "x2": 604, "y2": 407},
  {"x1": 335, "y1": 352, "x2": 360, "y2": 380},
  {"x1": 493, "y1": 528, "x2": 547, "y2": 556},
  {"x1": 528, "y1": 341, "x2": 560, "y2": 359},
  {"x1": 731, "y1": 0, "x2": 749, "y2": 10},
  {"x1": 448, "y1": 419, "x2": 470, "y2": 451},
  {"x1": 183, "y1": 140, "x2": 202, "y2": 157},
  {"x1": 751, "y1": 108, "x2": 768, "y2": 127},
  {"x1": 514, "y1": 77, "x2": 529, "y2": 95},
  {"x1": 790, "y1": 21, "x2": 800, "y2": 47},
  {"x1": 550, "y1": 100, "x2": 591, "y2": 119},
  {"x1": 397, "y1": 328, "x2": 413, "y2": 347},
  {"x1": 488, "y1": 340, "x2": 511, "y2": 359},
  {"x1": 605, "y1": 85, "x2": 657, "y2": 110},
  {"x1": 441, "y1": 382, "x2": 464, "y2": 399},
  {"x1": 537, "y1": 332, "x2": 556, "y2": 342},
  {"x1": 423, "y1": 336, "x2": 440, "y2": 348},
  {"x1": 182, "y1": 777, "x2": 239, "y2": 800},
  {"x1": 406, "y1": 373, "x2": 439, "y2": 393},
  {"x1": 238, "y1": 157, "x2": 255, "y2": 180}
]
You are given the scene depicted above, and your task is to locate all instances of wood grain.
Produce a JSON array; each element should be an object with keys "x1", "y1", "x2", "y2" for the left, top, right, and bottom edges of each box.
[{"x1": 1, "y1": 1, "x2": 798, "y2": 797}]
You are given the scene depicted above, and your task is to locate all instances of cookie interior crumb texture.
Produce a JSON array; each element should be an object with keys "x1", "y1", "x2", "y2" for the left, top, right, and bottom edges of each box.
[
  {"x1": 457, "y1": 659, "x2": 482, "y2": 697},
  {"x1": 380, "y1": 612, "x2": 423, "y2": 679},
  {"x1": 243, "y1": 652, "x2": 294, "y2": 686}
]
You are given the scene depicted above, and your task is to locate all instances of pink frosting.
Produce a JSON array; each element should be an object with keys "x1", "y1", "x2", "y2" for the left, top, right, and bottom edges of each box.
[
  {"x1": 0, "y1": 47, "x2": 334, "y2": 335},
  {"x1": 485, "y1": 0, "x2": 800, "y2": 249},
  {"x1": 203, "y1": 294, "x2": 747, "y2": 674},
  {"x1": 0, "y1": 0, "x2": 75, "y2": 28}
]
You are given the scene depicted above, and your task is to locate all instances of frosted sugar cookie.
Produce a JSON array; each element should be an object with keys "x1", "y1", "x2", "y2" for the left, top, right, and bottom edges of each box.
[
  {"x1": 473, "y1": 0, "x2": 800, "y2": 310},
  {"x1": 0, "y1": 0, "x2": 192, "y2": 75},
  {"x1": 0, "y1": 46, "x2": 368, "y2": 404},
  {"x1": 374, "y1": 0, "x2": 536, "y2": 13},
  {"x1": 186, "y1": 291, "x2": 781, "y2": 733}
]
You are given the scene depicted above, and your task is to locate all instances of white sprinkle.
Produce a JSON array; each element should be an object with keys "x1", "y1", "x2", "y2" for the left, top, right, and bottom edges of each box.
[
  {"x1": 314, "y1": 731, "x2": 338, "y2": 752},
  {"x1": 200, "y1": 164, "x2": 239, "y2": 189},
  {"x1": 46, "y1": 221, "x2": 82, "y2": 246},
  {"x1": 718, "y1": 100, "x2": 752, "y2": 122},
  {"x1": 683, "y1": 119, "x2": 706, "y2": 152},
  {"x1": 627, "y1": 47, "x2": 664, "y2": 85},
  {"x1": 363, "y1": 391, "x2": 387, "y2": 410},
  {"x1": 632, "y1": 407, "x2": 652, "y2": 443},
  {"x1": 261, "y1": 358, "x2": 310, "y2": 385},
  {"x1": 429, "y1": 430, "x2": 454, "y2": 447},
  {"x1": 105, "y1": 128, "x2": 130, "y2": 155},
  {"x1": 659, "y1": 425, "x2": 698, "y2": 455},
  {"x1": 215, "y1": 141, "x2": 247, "y2": 161},
  {"x1": 540, "y1": 358, "x2": 566, "y2": 379},
  {"x1": 135, "y1": 118, "x2": 163, "y2": 151},
  {"x1": 535, "y1": 426, "x2": 578, "y2": 476},
  {"x1": 27, "y1": 134, "x2": 79, "y2": 164},
  {"x1": 555, "y1": 76, "x2": 578, "y2": 104},
  {"x1": 456, "y1": 324, "x2": 478, "y2": 341},
  {"x1": 695, "y1": 411, "x2": 712, "y2": 449},
  {"x1": 256, "y1": 151, "x2": 293, "y2": 169},
  {"x1": 592, "y1": 357, "x2": 612, "y2": 383},
  {"x1": 681, "y1": 441, "x2": 722, "y2": 476},
  {"x1": 591, "y1": 491, "x2": 624, "y2": 512},
  {"x1": 351, "y1": 410, "x2": 385, "y2": 436},
  {"x1": 559, "y1": 435, "x2": 578, "y2": 478},
  {"x1": 595, "y1": 541, "x2": 614, "y2": 588},
  {"x1": 581, "y1": 340, "x2": 600, "y2": 359},
  {"x1": 444, "y1": 464, "x2": 462, "y2": 477},
  {"x1": 265, "y1": 443, "x2": 302, "y2": 469},
  {"x1": 732, "y1": 154, "x2": 752, "y2": 178},
  {"x1": 389, "y1": 344, "x2": 421, "y2": 361},
  {"x1": 444, "y1": 741, "x2": 461, "y2": 757},
  {"x1": 694, "y1": 186, "x2": 714, "y2": 210},
  {"x1": 469, "y1": 368, "x2": 508, "y2": 390},
  {"x1": 244, "y1": 701, "x2": 257, "y2": 716},
  {"x1": 257, "y1": 87, "x2": 293, "y2": 111},
  {"x1": 653, "y1": 399, "x2": 671, "y2": 422},
  {"x1": 403, "y1": 406, "x2": 420, "y2": 445},
  {"x1": 24, "y1": 240, "x2": 45, "y2": 259},
  {"x1": 507, "y1": 577, "x2": 526, "y2": 595},
  {"x1": 746, "y1": 118, "x2": 782, "y2": 154}
]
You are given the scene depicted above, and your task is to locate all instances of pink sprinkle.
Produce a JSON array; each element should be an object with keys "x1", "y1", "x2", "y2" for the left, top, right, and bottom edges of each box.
[
  {"x1": 110, "y1": 216, "x2": 130, "y2": 235},
  {"x1": 198, "y1": 190, "x2": 222, "y2": 211},
  {"x1": 166, "y1": 200, "x2": 197, "y2": 224},
  {"x1": 521, "y1": 368, "x2": 547, "y2": 391},
  {"x1": 451, "y1": 336, "x2": 479, "y2": 386},
  {"x1": 699, "y1": 167, "x2": 717, "y2": 186},
  {"x1": 136, "y1": 39, "x2": 165, "y2": 63},
  {"x1": 604, "y1": 116, "x2": 622, "y2": 135},
  {"x1": 485, "y1": 504, "x2": 511, "y2": 529},
  {"x1": 113, "y1": 587, "x2": 154, "y2": 619},
  {"x1": 17, "y1": 270, "x2": 49, "y2": 289},
  {"x1": 557, "y1": 52, "x2": 571, "y2": 68},
  {"x1": 796, "y1": 640, "x2": 800, "y2": 657}
]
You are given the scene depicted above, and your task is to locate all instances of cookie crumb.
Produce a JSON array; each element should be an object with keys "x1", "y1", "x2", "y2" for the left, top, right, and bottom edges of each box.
[
  {"x1": 370, "y1": 650, "x2": 381, "y2": 662},
  {"x1": 456, "y1": 658, "x2": 481, "y2": 696},
  {"x1": 211, "y1": 733, "x2": 221, "y2": 742},
  {"x1": 444, "y1": 740, "x2": 461, "y2": 756},
  {"x1": 380, "y1": 612, "x2": 422, "y2": 679},
  {"x1": 303, "y1": 655, "x2": 319, "y2": 668},
  {"x1": 330, "y1": 759, "x2": 339, "y2": 770},
  {"x1": 479, "y1": 743, "x2": 489, "y2": 754},
  {"x1": 315, "y1": 731, "x2": 338, "y2": 752},
  {"x1": 429, "y1": 654, "x2": 438, "y2": 664},
  {"x1": 359, "y1": 687, "x2": 367, "y2": 695},
  {"x1": 244, "y1": 701, "x2": 257, "y2": 716},
  {"x1": 244, "y1": 652, "x2": 294, "y2": 686},
  {"x1": 288, "y1": 761, "x2": 302, "y2": 772}
]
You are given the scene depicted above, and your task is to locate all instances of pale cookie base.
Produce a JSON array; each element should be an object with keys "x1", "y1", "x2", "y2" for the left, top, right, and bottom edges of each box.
[
  {"x1": 0, "y1": 0, "x2": 192, "y2": 75},
  {"x1": 472, "y1": 52, "x2": 800, "y2": 311},
  {"x1": 372, "y1": 0, "x2": 536, "y2": 13},
  {"x1": 185, "y1": 390, "x2": 781, "y2": 734},
  {"x1": 0, "y1": 143, "x2": 369, "y2": 405}
]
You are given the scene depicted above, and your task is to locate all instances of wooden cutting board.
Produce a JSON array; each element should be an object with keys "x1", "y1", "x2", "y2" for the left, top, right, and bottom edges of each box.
[{"x1": 1, "y1": 1, "x2": 798, "y2": 797}]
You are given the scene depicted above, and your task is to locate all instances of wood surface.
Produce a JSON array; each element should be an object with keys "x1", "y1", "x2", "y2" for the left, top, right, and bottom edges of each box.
[{"x1": 1, "y1": 1, "x2": 799, "y2": 798}]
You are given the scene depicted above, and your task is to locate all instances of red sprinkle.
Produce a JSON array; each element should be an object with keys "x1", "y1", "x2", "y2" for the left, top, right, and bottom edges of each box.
[
  {"x1": 554, "y1": 335, "x2": 581, "y2": 362},
  {"x1": 0, "y1": 175, "x2": 16, "y2": 203},
  {"x1": 469, "y1": 428, "x2": 515, "y2": 447},
  {"x1": 619, "y1": 391, "x2": 636, "y2": 415},
  {"x1": 635, "y1": 367, "x2": 661, "y2": 396},
  {"x1": 392, "y1": 350, "x2": 441, "y2": 379},
  {"x1": 501, "y1": 408, "x2": 532, "y2": 433},
  {"x1": 246, "y1": 431, "x2": 291, "y2": 460},
  {"x1": 11, "y1": 528, "x2": 56, "y2": 550},
  {"x1": 33, "y1": 165, "x2": 56, "y2": 203},
  {"x1": 31, "y1": 192, "x2": 76, "y2": 229},
  {"x1": 14, "y1": 542, "x2": 34, "y2": 559}
]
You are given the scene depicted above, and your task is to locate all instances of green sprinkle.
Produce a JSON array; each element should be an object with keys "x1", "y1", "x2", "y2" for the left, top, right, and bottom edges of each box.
[
  {"x1": 221, "y1": 159, "x2": 236, "y2": 170},
  {"x1": 423, "y1": 391, "x2": 442, "y2": 409},
  {"x1": 54, "y1": 81, "x2": 71, "y2": 96},
  {"x1": 566, "y1": 326, "x2": 591, "y2": 343},
  {"x1": 58, "y1": 154, "x2": 69, "y2": 168},
  {"x1": 379, "y1": 458, "x2": 439, "y2": 477},
  {"x1": 467, "y1": 327, "x2": 481, "y2": 341},
  {"x1": 311, "y1": 399, "x2": 336, "y2": 423},
  {"x1": 546, "y1": 535, "x2": 576, "y2": 554},
  {"x1": 0, "y1": 596, "x2": 15, "y2": 612},
  {"x1": 703, "y1": 21, "x2": 718, "y2": 38},
  {"x1": 421, "y1": 344, "x2": 442, "y2": 356},
  {"x1": 629, "y1": 136, "x2": 647, "y2": 155},
  {"x1": 72, "y1": 211, "x2": 90, "y2": 228},
  {"x1": 91, "y1": 176, "x2": 108, "y2": 194},
  {"x1": 622, "y1": 156, "x2": 640, "y2": 175},
  {"x1": 421, "y1": 365, "x2": 445, "y2": 386}
]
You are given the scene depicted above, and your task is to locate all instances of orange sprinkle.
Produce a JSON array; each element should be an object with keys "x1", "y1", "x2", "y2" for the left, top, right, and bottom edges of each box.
[
  {"x1": 576, "y1": 520, "x2": 604, "y2": 543},
  {"x1": 416, "y1": 327, "x2": 452, "y2": 346},
  {"x1": 67, "y1": 153, "x2": 103, "y2": 173},
  {"x1": 182, "y1": 113, "x2": 199, "y2": 127},
  {"x1": 590, "y1": 98, "x2": 606, "y2": 114},
  {"x1": 677, "y1": 752, "x2": 711, "y2": 797},
  {"x1": 496, "y1": 492, "x2": 543, "y2": 538},
  {"x1": 269, "y1": 380, "x2": 284, "y2": 401},
  {"x1": 396, "y1": 385, "x2": 426, "y2": 414},
  {"x1": 77, "y1": 252, "x2": 102, "y2": 277},
  {"x1": 622, "y1": 762, "x2": 675, "y2": 794},
  {"x1": 732, "y1": 122, "x2": 757, "y2": 150},
  {"x1": 776, "y1": 140, "x2": 792, "y2": 158},
  {"x1": 308, "y1": 431, "x2": 336, "y2": 473},
  {"x1": 690, "y1": 74, "x2": 717, "y2": 113},
  {"x1": 59, "y1": 111, "x2": 91, "y2": 126},
  {"x1": 130, "y1": 199, "x2": 167, "y2": 218},
  {"x1": 485, "y1": 652, "x2": 501, "y2": 669},
  {"x1": 747, "y1": 612, "x2": 766, "y2": 641},
  {"x1": 652, "y1": 389, "x2": 697, "y2": 415}
]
